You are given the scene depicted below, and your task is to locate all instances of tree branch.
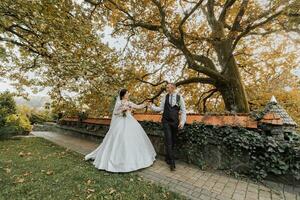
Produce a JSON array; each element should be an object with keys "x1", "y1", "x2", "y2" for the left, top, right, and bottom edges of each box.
[
  {"x1": 151, "y1": 0, "x2": 179, "y2": 45},
  {"x1": 136, "y1": 78, "x2": 167, "y2": 87},
  {"x1": 231, "y1": 9, "x2": 284, "y2": 51},
  {"x1": 128, "y1": 21, "x2": 161, "y2": 31},
  {"x1": 176, "y1": 77, "x2": 216, "y2": 86},
  {"x1": 192, "y1": 54, "x2": 218, "y2": 71},
  {"x1": 203, "y1": 88, "x2": 218, "y2": 112},
  {"x1": 218, "y1": 0, "x2": 236, "y2": 23},
  {"x1": 145, "y1": 76, "x2": 216, "y2": 103},
  {"x1": 206, "y1": 0, "x2": 218, "y2": 27},
  {"x1": 0, "y1": 36, "x2": 50, "y2": 58},
  {"x1": 178, "y1": 0, "x2": 204, "y2": 40},
  {"x1": 230, "y1": 0, "x2": 249, "y2": 32}
]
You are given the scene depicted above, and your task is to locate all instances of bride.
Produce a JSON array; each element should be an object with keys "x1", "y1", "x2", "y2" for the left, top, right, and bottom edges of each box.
[{"x1": 85, "y1": 89, "x2": 157, "y2": 172}]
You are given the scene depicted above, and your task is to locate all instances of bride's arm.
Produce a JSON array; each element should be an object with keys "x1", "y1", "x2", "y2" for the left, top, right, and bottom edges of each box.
[{"x1": 129, "y1": 101, "x2": 146, "y2": 109}]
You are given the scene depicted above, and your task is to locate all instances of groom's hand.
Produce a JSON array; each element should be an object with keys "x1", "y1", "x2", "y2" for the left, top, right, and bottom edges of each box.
[{"x1": 178, "y1": 123, "x2": 184, "y2": 129}]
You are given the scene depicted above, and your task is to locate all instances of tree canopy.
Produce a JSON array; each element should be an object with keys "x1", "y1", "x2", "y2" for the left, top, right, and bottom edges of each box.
[
  {"x1": 0, "y1": 0, "x2": 134, "y2": 115},
  {"x1": 0, "y1": 0, "x2": 299, "y2": 121}
]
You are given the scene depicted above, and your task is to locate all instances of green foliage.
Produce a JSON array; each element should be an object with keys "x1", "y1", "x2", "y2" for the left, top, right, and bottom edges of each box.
[
  {"x1": 0, "y1": 91, "x2": 17, "y2": 126},
  {"x1": 29, "y1": 111, "x2": 53, "y2": 124},
  {"x1": 18, "y1": 105, "x2": 55, "y2": 124},
  {"x1": 178, "y1": 123, "x2": 300, "y2": 180},
  {"x1": 4, "y1": 114, "x2": 32, "y2": 135},
  {"x1": 78, "y1": 111, "x2": 88, "y2": 122},
  {"x1": 0, "y1": 92, "x2": 32, "y2": 137}
]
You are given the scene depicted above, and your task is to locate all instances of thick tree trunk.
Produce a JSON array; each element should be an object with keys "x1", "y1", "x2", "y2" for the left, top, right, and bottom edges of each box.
[
  {"x1": 217, "y1": 79, "x2": 250, "y2": 113},
  {"x1": 214, "y1": 41, "x2": 250, "y2": 113}
]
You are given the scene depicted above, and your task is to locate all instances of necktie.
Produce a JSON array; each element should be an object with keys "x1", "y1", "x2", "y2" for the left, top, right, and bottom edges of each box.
[{"x1": 170, "y1": 94, "x2": 173, "y2": 106}]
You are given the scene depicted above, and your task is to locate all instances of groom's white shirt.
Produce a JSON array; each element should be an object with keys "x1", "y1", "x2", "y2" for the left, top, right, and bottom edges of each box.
[{"x1": 150, "y1": 92, "x2": 187, "y2": 127}]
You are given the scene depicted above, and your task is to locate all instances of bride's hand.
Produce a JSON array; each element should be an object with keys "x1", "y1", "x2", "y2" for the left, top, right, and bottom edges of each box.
[
  {"x1": 127, "y1": 106, "x2": 133, "y2": 111},
  {"x1": 145, "y1": 100, "x2": 152, "y2": 106}
]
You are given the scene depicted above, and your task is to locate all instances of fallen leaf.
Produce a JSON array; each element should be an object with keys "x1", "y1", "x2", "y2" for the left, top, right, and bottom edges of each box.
[
  {"x1": 23, "y1": 171, "x2": 31, "y2": 176},
  {"x1": 15, "y1": 177, "x2": 25, "y2": 184},
  {"x1": 4, "y1": 168, "x2": 11, "y2": 174},
  {"x1": 46, "y1": 170, "x2": 54, "y2": 175},
  {"x1": 109, "y1": 188, "x2": 116, "y2": 195},
  {"x1": 87, "y1": 188, "x2": 95, "y2": 193},
  {"x1": 129, "y1": 178, "x2": 134, "y2": 182},
  {"x1": 18, "y1": 152, "x2": 25, "y2": 157},
  {"x1": 87, "y1": 179, "x2": 92, "y2": 185},
  {"x1": 86, "y1": 194, "x2": 92, "y2": 199}
]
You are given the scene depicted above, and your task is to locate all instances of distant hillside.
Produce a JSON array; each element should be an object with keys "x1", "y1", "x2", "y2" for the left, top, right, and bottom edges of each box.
[{"x1": 15, "y1": 95, "x2": 51, "y2": 109}]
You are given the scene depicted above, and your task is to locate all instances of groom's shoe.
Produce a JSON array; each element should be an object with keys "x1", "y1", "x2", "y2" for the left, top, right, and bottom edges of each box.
[
  {"x1": 170, "y1": 163, "x2": 176, "y2": 171},
  {"x1": 170, "y1": 161, "x2": 176, "y2": 171},
  {"x1": 165, "y1": 159, "x2": 171, "y2": 165}
]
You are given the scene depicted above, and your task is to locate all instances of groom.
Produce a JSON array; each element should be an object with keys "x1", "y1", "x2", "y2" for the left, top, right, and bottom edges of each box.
[{"x1": 149, "y1": 83, "x2": 186, "y2": 171}]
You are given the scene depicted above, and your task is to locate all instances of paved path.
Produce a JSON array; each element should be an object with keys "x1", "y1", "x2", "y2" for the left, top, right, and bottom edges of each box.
[{"x1": 31, "y1": 131, "x2": 300, "y2": 200}]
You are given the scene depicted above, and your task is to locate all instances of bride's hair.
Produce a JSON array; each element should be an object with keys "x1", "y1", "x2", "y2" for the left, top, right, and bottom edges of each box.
[{"x1": 119, "y1": 89, "x2": 128, "y2": 100}]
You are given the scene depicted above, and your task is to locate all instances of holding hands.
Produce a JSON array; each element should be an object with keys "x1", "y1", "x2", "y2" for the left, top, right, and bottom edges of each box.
[{"x1": 145, "y1": 100, "x2": 153, "y2": 109}]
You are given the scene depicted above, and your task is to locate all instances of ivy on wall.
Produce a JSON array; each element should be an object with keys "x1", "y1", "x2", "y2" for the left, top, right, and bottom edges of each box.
[{"x1": 176, "y1": 123, "x2": 300, "y2": 180}]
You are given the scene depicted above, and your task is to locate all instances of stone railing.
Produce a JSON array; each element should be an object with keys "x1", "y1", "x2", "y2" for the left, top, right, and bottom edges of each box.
[
  {"x1": 59, "y1": 111, "x2": 288, "y2": 130},
  {"x1": 60, "y1": 113, "x2": 261, "y2": 128}
]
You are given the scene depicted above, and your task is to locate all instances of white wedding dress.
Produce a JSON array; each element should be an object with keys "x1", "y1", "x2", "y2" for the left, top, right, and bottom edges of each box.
[{"x1": 85, "y1": 99, "x2": 156, "y2": 172}]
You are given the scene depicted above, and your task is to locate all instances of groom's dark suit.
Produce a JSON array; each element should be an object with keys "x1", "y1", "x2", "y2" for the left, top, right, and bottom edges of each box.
[
  {"x1": 162, "y1": 94, "x2": 180, "y2": 166},
  {"x1": 151, "y1": 93, "x2": 186, "y2": 170}
]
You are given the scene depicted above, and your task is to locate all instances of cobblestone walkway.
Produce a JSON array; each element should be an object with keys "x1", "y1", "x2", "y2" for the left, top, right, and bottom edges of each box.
[{"x1": 32, "y1": 131, "x2": 300, "y2": 200}]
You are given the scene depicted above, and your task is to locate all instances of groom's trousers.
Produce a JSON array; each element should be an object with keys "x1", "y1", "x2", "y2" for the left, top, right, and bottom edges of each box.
[{"x1": 163, "y1": 122, "x2": 178, "y2": 164}]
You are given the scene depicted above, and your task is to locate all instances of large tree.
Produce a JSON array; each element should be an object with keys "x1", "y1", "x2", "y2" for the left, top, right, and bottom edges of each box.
[{"x1": 85, "y1": 0, "x2": 298, "y2": 113}]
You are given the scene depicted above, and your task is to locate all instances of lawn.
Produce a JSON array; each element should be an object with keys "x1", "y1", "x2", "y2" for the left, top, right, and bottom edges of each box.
[{"x1": 0, "y1": 137, "x2": 184, "y2": 200}]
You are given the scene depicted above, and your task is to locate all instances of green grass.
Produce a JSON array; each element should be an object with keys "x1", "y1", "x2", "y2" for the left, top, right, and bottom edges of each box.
[{"x1": 0, "y1": 137, "x2": 185, "y2": 200}]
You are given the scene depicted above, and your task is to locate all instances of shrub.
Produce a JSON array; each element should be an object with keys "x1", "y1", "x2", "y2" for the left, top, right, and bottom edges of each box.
[
  {"x1": 29, "y1": 112, "x2": 53, "y2": 124},
  {"x1": 0, "y1": 91, "x2": 17, "y2": 127},
  {"x1": 18, "y1": 105, "x2": 55, "y2": 124},
  {"x1": 4, "y1": 114, "x2": 32, "y2": 135},
  {"x1": 0, "y1": 92, "x2": 32, "y2": 138}
]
